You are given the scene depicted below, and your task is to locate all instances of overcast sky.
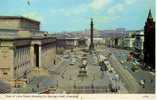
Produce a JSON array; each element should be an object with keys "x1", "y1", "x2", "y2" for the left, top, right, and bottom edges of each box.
[{"x1": 0, "y1": 0, "x2": 155, "y2": 32}]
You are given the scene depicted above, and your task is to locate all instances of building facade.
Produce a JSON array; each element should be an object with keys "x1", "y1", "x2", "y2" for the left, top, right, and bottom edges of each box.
[
  {"x1": 116, "y1": 30, "x2": 144, "y2": 50},
  {"x1": 56, "y1": 38, "x2": 79, "y2": 54},
  {"x1": 144, "y1": 10, "x2": 155, "y2": 69},
  {"x1": 134, "y1": 31, "x2": 144, "y2": 59},
  {"x1": 0, "y1": 16, "x2": 56, "y2": 86}
]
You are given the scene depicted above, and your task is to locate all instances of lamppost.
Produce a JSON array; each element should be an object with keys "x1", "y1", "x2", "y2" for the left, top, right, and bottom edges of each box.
[
  {"x1": 91, "y1": 74, "x2": 95, "y2": 93},
  {"x1": 56, "y1": 79, "x2": 58, "y2": 88},
  {"x1": 14, "y1": 67, "x2": 16, "y2": 88},
  {"x1": 14, "y1": 67, "x2": 17, "y2": 93},
  {"x1": 73, "y1": 80, "x2": 76, "y2": 93}
]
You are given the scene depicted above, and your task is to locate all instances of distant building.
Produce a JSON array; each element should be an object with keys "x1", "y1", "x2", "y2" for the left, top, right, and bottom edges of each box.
[
  {"x1": 134, "y1": 31, "x2": 144, "y2": 59},
  {"x1": 56, "y1": 37, "x2": 87, "y2": 54},
  {"x1": 144, "y1": 10, "x2": 155, "y2": 69},
  {"x1": 102, "y1": 28, "x2": 125, "y2": 47},
  {"x1": 115, "y1": 30, "x2": 144, "y2": 50},
  {"x1": 77, "y1": 37, "x2": 87, "y2": 47},
  {"x1": 121, "y1": 31, "x2": 136, "y2": 49},
  {"x1": 56, "y1": 38, "x2": 78, "y2": 49},
  {"x1": 0, "y1": 16, "x2": 56, "y2": 87}
]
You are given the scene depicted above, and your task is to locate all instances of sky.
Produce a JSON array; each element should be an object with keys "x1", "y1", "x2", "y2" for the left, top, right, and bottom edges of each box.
[{"x1": 0, "y1": 0, "x2": 155, "y2": 32}]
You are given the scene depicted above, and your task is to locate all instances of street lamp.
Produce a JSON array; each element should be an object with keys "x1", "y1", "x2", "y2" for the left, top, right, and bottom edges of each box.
[
  {"x1": 73, "y1": 80, "x2": 76, "y2": 93},
  {"x1": 14, "y1": 67, "x2": 17, "y2": 88},
  {"x1": 91, "y1": 74, "x2": 95, "y2": 93},
  {"x1": 56, "y1": 79, "x2": 58, "y2": 88}
]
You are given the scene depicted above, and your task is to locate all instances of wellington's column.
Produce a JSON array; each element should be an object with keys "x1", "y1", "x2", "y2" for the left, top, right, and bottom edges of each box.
[{"x1": 89, "y1": 18, "x2": 94, "y2": 51}]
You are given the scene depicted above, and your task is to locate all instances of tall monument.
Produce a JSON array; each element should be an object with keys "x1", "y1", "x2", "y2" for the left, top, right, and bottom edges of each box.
[
  {"x1": 144, "y1": 9, "x2": 155, "y2": 69},
  {"x1": 89, "y1": 18, "x2": 94, "y2": 50}
]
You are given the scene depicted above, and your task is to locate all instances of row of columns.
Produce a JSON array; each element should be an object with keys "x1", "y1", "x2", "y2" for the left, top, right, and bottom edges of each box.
[{"x1": 30, "y1": 44, "x2": 41, "y2": 68}]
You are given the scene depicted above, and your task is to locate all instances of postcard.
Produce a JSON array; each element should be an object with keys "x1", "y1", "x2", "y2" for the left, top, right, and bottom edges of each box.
[{"x1": 0, "y1": 0, "x2": 155, "y2": 100}]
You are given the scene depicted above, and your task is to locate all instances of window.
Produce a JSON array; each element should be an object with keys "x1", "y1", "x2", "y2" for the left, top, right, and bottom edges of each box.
[
  {"x1": 3, "y1": 72, "x2": 8, "y2": 75},
  {"x1": 14, "y1": 67, "x2": 17, "y2": 70}
]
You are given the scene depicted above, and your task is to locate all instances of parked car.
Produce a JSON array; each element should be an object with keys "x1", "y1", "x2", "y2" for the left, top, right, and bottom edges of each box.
[
  {"x1": 131, "y1": 64, "x2": 139, "y2": 72},
  {"x1": 64, "y1": 54, "x2": 70, "y2": 59},
  {"x1": 109, "y1": 76, "x2": 120, "y2": 92},
  {"x1": 104, "y1": 61, "x2": 113, "y2": 72},
  {"x1": 69, "y1": 58, "x2": 76, "y2": 65}
]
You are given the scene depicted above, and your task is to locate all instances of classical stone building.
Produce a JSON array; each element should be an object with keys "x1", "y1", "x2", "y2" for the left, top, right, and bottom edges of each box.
[
  {"x1": 0, "y1": 16, "x2": 56, "y2": 86},
  {"x1": 144, "y1": 10, "x2": 155, "y2": 69}
]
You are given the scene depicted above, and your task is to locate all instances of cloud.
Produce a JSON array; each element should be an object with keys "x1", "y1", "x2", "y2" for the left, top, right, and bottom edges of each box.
[
  {"x1": 50, "y1": 4, "x2": 89, "y2": 16},
  {"x1": 49, "y1": 0, "x2": 110, "y2": 16},
  {"x1": 107, "y1": 0, "x2": 137, "y2": 15},
  {"x1": 65, "y1": 4, "x2": 89, "y2": 16},
  {"x1": 23, "y1": 12, "x2": 43, "y2": 22},
  {"x1": 95, "y1": 15, "x2": 121, "y2": 24},
  {"x1": 90, "y1": 0, "x2": 110, "y2": 11},
  {"x1": 107, "y1": 3, "x2": 124, "y2": 15}
]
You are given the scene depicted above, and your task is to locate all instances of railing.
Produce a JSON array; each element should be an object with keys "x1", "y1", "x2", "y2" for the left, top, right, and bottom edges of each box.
[
  {"x1": 46, "y1": 86, "x2": 113, "y2": 94},
  {"x1": 70, "y1": 86, "x2": 109, "y2": 93},
  {"x1": 0, "y1": 82, "x2": 11, "y2": 93},
  {"x1": 0, "y1": 89, "x2": 10, "y2": 93}
]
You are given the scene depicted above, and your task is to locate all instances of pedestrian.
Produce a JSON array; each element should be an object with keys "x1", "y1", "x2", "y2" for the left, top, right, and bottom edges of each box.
[
  {"x1": 54, "y1": 59, "x2": 56, "y2": 65},
  {"x1": 37, "y1": 83, "x2": 39, "y2": 89},
  {"x1": 61, "y1": 74, "x2": 64, "y2": 79},
  {"x1": 150, "y1": 79, "x2": 153, "y2": 83},
  {"x1": 140, "y1": 80, "x2": 145, "y2": 88},
  {"x1": 32, "y1": 88, "x2": 35, "y2": 92}
]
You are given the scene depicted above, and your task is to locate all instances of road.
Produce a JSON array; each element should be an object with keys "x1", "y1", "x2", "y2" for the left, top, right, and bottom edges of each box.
[
  {"x1": 48, "y1": 48, "x2": 128, "y2": 93},
  {"x1": 108, "y1": 48, "x2": 155, "y2": 93}
]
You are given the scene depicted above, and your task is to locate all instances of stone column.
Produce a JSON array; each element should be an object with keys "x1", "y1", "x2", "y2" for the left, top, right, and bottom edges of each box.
[
  {"x1": 10, "y1": 46, "x2": 15, "y2": 81},
  {"x1": 30, "y1": 45, "x2": 34, "y2": 68},
  {"x1": 39, "y1": 45, "x2": 42, "y2": 67},
  {"x1": 89, "y1": 18, "x2": 94, "y2": 50},
  {"x1": 9, "y1": 46, "x2": 16, "y2": 88}
]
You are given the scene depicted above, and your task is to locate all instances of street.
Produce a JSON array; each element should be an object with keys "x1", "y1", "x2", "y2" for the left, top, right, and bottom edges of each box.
[
  {"x1": 11, "y1": 47, "x2": 155, "y2": 94},
  {"x1": 108, "y1": 48, "x2": 155, "y2": 93}
]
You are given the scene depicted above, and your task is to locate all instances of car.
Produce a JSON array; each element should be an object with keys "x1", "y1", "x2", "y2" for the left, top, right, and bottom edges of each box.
[
  {"x1": 139, "y1": 80, "x2": 145, "y2": 88},
  {"x1": 64, "y1": 54, "x2": 70, "y2": 58},
  {"x1": 131, "y1": 65, "x2": 139, "y2": 72},
  {"x1": 69, "y1": 58, "x2": 76, "y2": 65},
  {"x1": 120, "y1": 60, "x2": 124, "y2": 64},
  {"x1": 109, "y1": 79, "x2": 119, "y2": 92},
  {"x1": 80, "y1": 56, "x2": 87, "y2": 60},
  {"x1": 82, "y1": 54, "x2": 87, "y2": 57},
  {"x1": 104, "y1": 61, "x2": 113, "y2": 72}
]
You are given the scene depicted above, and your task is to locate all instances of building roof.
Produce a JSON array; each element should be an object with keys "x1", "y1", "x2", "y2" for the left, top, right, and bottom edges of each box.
[
  {"x1": 0, "y1": 36, "x2": 56, "y2": 41},
  {"x1": 148, "y1": 9, "x2": 153, "y2": 19},
  {"x1": 0, "y1": 29, "x2": 55, "y2": 40},
  {"x1": 0, "y1": 16, "x2": 40, "y2": 24}
]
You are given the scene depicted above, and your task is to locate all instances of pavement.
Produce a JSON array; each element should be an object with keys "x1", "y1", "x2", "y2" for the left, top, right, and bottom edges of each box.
[
  {"x1": 52, "y1": 48, "x2": 128, "y2": 93},
  {"x1": 11, "y1": 55, "x2": 63, "y2": 93},
  {"x1": 0, "y1": 80, "x2": 11, "y2": 93}
]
